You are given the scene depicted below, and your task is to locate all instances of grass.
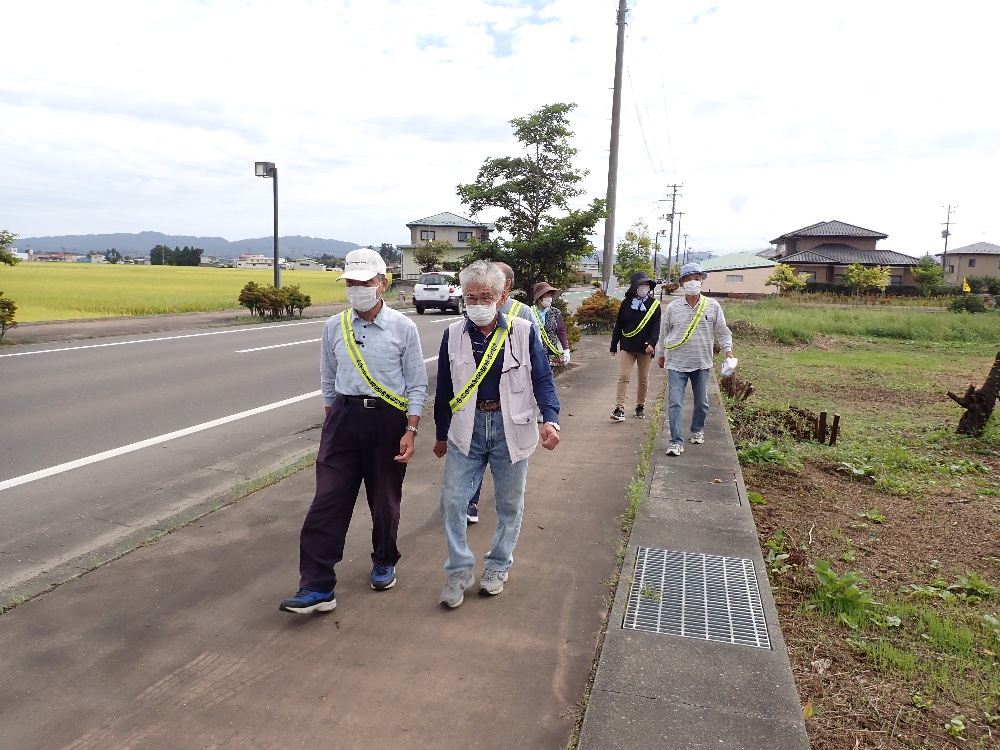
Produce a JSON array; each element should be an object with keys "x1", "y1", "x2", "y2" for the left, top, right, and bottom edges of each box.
[
  {"x1": 725, "y1": 298, "x2": 1000, "y2": 749},
  {"x1": 2, "y1": 263, "x2": 348, "y2": 321}
]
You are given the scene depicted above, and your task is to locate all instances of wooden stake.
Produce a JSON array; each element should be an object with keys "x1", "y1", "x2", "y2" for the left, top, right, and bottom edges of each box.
[
  {"x1": 818, "y1": 411, "x2": 828, "y2": 444},
  {"x1": 829, "y1": 414, "x2": 841, "y2": 446}
]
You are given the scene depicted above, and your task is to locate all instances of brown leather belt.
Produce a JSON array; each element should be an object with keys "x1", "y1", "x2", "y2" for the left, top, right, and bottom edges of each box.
[
  {"x1": 341, "y1": 394, "x2": 391, "y2": 409},
  {"x1": 476, "y1": 400, "x2": 501, "y2": 412}
]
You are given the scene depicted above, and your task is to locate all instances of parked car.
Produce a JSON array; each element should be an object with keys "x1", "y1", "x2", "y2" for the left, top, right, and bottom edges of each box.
[{"x1": 413, "y1": 272, "x2": 464, "y2": 314}]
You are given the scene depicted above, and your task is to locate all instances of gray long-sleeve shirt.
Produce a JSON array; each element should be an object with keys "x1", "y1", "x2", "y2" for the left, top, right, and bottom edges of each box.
[
  {"x1": 320, "y1": 303, "x2": 428, "y2": 417},
  {"x1": 657, "y1": 295, "x2": 733, "y2": 372}
]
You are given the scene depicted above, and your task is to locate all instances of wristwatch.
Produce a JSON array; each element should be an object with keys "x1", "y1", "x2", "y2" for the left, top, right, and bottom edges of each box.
[
  {"x1": 544, "y1": 422, "x2": 560, "y2": 432},
  {"x1": 405, "y1": 425, "x2": 418, "y2": 435}
]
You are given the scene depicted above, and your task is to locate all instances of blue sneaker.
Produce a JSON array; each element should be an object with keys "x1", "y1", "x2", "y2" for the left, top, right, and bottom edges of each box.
[
  {"x1": 370, "y1": 563, "x2": 396, "y2": 591},
  {"x1": 278, "y1": 588, "x2": 336, "y2": 614},
  {"x1": 467, "y1": 502, "x2": 479, "y2": 524}
]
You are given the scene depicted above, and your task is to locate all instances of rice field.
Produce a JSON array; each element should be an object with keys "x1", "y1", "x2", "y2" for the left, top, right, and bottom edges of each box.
[{"x1": 1, "y1": 263, "x2": 348, "y2": 321}]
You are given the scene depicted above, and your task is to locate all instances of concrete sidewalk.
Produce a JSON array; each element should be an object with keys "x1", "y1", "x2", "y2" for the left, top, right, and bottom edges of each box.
[{"x1": 0, "y1": 334, "x2": 656, "y2": 749}]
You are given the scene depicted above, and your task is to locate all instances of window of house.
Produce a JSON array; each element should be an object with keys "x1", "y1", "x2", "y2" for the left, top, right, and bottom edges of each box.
[
  {"x1": 833, "y1": 274, "x2": 844, "y2": 284},
  {"x1": 889, "y1": 275, "x2": 902, "y2": 286},
  {"x1": 726, "y1": 274, "x2": 744, "y2": 283},
  {"x1": 420, "y1": 230, "x2": 435, "y2": 241},
  {"x1": 967, "y1": 258, "x2": 976, "y2": 268},
  {"x1": 457, "y1": 231, "x2": 472, "y2": 241}
]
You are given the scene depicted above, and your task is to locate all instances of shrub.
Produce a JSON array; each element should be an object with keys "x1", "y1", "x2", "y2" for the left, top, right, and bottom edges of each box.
[
  {"x1": 949, "y1": 295, "x2": 989, "y2": 314},
  {"x1": 238, "y1": 282, "x2": 312, "y2": 319},
  {"x1": 0, "y1": 291, "x2": 16, "y2": 340},
  {"x1": 574, "y1": 290, "x2": 620, "y2": 334}
]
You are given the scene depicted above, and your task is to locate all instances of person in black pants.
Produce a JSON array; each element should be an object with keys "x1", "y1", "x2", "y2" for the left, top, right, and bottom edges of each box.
[
  {"x1": 279, "y1": 248, "x2": 427, "y2": 614},
  {"x1": 609, "y1": 271, "x2": 661, "y2": 421}
]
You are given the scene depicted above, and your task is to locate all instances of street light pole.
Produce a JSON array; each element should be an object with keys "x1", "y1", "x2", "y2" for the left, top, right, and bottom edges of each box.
[{"x1": 255, "y1": 161, "x2": 281, "y2": 288}]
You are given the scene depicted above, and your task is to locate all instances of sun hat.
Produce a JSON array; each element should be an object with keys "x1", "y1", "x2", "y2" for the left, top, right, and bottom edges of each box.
[
  {"x1": 532, "y1": 281, "x2": 560, "y2": 303},
  {"x1": 679, "y1": 262, "x2": 707, "y2": 280},
  {"x1": 341, "y1": 248, "x2": 386, "y2": 281}
]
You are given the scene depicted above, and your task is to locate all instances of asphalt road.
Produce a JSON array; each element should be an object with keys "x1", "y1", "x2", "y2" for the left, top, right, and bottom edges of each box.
[{"x1": 0, "y1": 307, "x2": 462, "y2": 599}]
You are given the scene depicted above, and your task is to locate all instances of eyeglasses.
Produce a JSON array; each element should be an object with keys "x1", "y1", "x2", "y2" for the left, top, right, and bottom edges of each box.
[{"x1": 463, "y1": 294, "x2": 499, "y2": 305}]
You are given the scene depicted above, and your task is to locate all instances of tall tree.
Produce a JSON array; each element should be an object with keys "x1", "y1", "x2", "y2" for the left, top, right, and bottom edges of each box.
[
  {"x1": 456, "y1": 102, "x2": 606, "y2": 298},
  {"x1": 1, "y1": 229, "x2": 20, "y2": 267},
  {"x1": 378, "y1": 243, "x2": 400, "y2": 264},
  {"x1": 613, "y1": 220, "x2": 655, "y2": 282},
  {"x1": 105, "y1": 248, "x2": 122, "y2": 264}
]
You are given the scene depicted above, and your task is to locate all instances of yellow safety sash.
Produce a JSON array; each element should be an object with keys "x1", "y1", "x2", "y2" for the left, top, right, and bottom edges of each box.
[
  {"x1": 508, "y1": 300, "x2": 523, "y2": 319},
  {"x1": 532, "y1": 306, "x2": 563, "y2": 355},
  {"x1": 662, "y1": 295, "x2": 708, "y2": 352},
  {"x1": 340, "y1": 311, "x2": 408, "y2": 412},
  {"x1": 622, "y1": 298, "x2": 660, "y2": 338},
  {"x1": 449, "y1": 317, "x2": 510, "y2": 414}
]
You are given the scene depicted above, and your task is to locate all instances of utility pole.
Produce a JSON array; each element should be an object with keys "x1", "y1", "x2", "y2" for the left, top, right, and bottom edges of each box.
[
  {"x1": 674, "y1": 212, "x2": 685, "y2": 264},
  {"x1": 661, "y1": 184, "x2": 682, "y2": 282},
  {"x1": 683, "y1": 233, "x2": 689, "y2": 265},
  {"x1": 941, "y1": 204, "x2": 956, "y2": 285},
  {"x1": 600, "y1": 0, "x2": 628, "y2": 295}
]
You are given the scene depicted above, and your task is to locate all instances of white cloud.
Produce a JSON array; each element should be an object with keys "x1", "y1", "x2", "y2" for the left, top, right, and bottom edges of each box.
[{"x1": 1, "y1": 0, "x2": 998, "y2": 256}]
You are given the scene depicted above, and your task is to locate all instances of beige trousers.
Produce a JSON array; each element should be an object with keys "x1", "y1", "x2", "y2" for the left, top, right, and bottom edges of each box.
[{"x1": 616, "y1": 351, "x2": 653, "y2": 409}]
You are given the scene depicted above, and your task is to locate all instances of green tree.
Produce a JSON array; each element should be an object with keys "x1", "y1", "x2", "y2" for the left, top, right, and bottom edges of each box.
[
  {"x1": 764, "y1": 263, "x2": 807, "y2": 294},
  {"x1": 843, "y1": 263, "x2": 891, "y2": 297},
  {"x1": 105, "y1": 248, "x2": 122, "y2": 264},
  {"x1": 151, "y1": 244, "x2": 171, "y2": 265},
  {"x1": 0, "y1": 292, "x2": 16, "y2": 340},
  {"x1": 414, "y1": 239, "x2": 450, "y2": 272},
  {"x1": 613, "y1": 220, "x2": 655, "y2": 283},
  {"x1": 911, "y1": 254, "x2": 944, "y2": 296},
  {"x1": 378, "y1": 243, "x2": 400, "y2": 264},
  {"x1": 456, "y1": 102, "x2": 606, "y2": 299},
  {"x1": 1, "y1": 230, "x2": 20, "y2": 267}
]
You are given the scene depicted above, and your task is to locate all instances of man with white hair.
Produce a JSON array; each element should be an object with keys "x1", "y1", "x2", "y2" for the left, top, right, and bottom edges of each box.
[
  {"x1": 657, "y1": 262, "x2": 734, "y2": 457},
  {"x1": 279, "y1": 248, "x2": 427, "y2": 614},
  {"x1": 433, "y1": 260, "x2": 561, "y2": 608}
]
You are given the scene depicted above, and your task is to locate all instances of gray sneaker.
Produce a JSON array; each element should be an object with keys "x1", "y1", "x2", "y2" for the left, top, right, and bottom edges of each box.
[
  {"x1": 479, "y1": 568, "x2": 509, "y2": 596},
  {"x1": 439, "y1": 569, "x2": 476, "y2": 608},
  {"x1": 689, "y1": 431, "x2": 705, "y2": 444},
  {"x1": 666, "y1": 442, "x2": 685, "y2": 456}
]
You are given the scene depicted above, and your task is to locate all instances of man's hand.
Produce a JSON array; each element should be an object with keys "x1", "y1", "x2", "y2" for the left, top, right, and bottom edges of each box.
[
  {"x1": 395, "y1": 431, "x2": 415, "y2": 463},
  {"x1": 540, "y1": 423, "x2": 560, "y2": 451},
  {"x1": 610, "y1": 350, "x2": 617, "y2": 357},
  {"x1": 657, "y1": 356, "x2": 665, "y2": 369},
  {"x1": 433, "y1": 440, "x2": 448, "y2": 458},
  {"x1": 644, "y1": 343, "x2": 654, "y2": 354}
]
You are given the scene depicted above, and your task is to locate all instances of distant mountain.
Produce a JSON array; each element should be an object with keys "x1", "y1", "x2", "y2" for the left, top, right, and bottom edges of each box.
[{"x1": 15, "y1": 231, "x2": 361, "y2": 258}]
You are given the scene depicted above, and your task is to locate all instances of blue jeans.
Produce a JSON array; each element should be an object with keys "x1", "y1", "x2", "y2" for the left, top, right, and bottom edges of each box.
[
  {"x1": 440, "y1": 409, "x2": 530, "y2": 575},
  {"x1": 668, "y1": 368, "x2": 710, "y2": 444}
]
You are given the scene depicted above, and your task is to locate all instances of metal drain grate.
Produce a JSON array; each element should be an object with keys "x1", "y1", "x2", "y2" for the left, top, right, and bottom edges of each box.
[{"x1": 623, "y1": 547, "x2": 771, "y2": 649}]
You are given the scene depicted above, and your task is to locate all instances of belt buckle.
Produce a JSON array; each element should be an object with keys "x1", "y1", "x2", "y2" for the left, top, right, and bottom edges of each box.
[{"x1": 362, "y1": 398, "x2": 378, "y2": 409}]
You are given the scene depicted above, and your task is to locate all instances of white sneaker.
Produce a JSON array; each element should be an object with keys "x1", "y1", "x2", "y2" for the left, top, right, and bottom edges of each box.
[
  {"x1": 689, "y1": 431, "x2": 705, "y2": 444},
  {"x1": 439, "y1": 570, "x2": 476, "y2": 608},
  {"x1": 666, "y1": 443, "x2": 685, "y2": 456}
]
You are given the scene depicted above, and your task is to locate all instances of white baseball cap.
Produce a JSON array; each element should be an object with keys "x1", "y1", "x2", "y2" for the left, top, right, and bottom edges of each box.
[{"x1": 341, "y1": 247, "x2": 386, "y2": 280}]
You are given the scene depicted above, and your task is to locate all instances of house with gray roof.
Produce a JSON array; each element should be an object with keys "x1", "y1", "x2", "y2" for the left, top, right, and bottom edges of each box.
[
  {"x1": 700, "y1": 252, "x2": 777, "y2": 295},
  {"x1": 935, "y1": 242, "x2": 1000, "y2": 287},
  {"x1": 398, "y1": 212, "x2": 495, "y2": 279},
  {"x1": 770, "y1": 220, "x2": 918, "y2": 288}
]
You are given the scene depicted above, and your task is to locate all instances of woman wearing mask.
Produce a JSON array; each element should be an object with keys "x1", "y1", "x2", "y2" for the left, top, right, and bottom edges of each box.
[
  {"x1": 656, "y1": 263, "x2": 734, "y2": 457},
  {"x1": 609, "y1": 271, "x2": 661, "y2": 421},
  {"x1": 531, "y1": 282, "x2": 571, "y2": 366}
]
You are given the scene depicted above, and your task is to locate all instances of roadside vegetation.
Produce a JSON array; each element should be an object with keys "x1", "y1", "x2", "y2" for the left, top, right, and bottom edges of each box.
[
  {"x1": 0, "y1": 263, "x2": 348, "y2": 322},
  {"x1": 722, "y1": 299, "x2": 1000, "y2": 749}
]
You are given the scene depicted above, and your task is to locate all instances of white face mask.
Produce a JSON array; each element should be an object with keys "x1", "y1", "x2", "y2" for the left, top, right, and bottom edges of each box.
[
  {"x1": 346, "y1": 284, "x2": 380, "y2": 312},
  {"x1": 682, "y1": 280, "x2": 702, "y2": 295},
  {"x1": 540, "y1": 297, "x2": 553, "y2": 308},
  {"x1": 466, "y1": 303, "x2": 498, "y2": 326},
  {"x1": 636, "y1": 285, "x2": 651, "y2": 298}
]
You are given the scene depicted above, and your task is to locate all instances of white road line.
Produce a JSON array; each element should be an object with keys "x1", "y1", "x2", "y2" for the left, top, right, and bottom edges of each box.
[
  {"x1": 424, "y1": 356, "x2": 438, "y2": 363},
  {"x1": 0, "y1": 320, "x2": 325, "y2": 358},
  {"x1": 0, "y1": 391, "x2": 322, "y2": 492},
  {"x1": 236, "y1": 339, "x2": 321, "y2": 353}
]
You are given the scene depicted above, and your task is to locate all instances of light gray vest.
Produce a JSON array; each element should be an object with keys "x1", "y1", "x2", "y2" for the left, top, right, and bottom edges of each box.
[{"x1": 446, "y1": 316, "x2": 539, "y2": 463}]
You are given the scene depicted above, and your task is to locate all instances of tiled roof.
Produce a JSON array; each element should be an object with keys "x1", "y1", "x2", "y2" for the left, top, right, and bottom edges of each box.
[
  {"x1": 782, "y1": 243, "x2": 918, "y2": 266},
  {"x1": 935, "y1": 241, "x2": 1000, "y2": 256},
  {"x1": 406, "y1": 212, "x2": 495, "y2": 231},
  {"x1": 700, "y1": 252, "x2": 777, "y2": 271},
  {"x1": 771, "y1": 220, "x2": 888, "y2": 243}
]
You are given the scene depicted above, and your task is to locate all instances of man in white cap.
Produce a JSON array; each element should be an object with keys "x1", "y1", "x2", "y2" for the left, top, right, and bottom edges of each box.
[
  {"x1": 657, "y1": 262, "x2": 734, "y2": 457},
  {"x1": 280, "y1": 248, "x2": 427, "y2": 614}
]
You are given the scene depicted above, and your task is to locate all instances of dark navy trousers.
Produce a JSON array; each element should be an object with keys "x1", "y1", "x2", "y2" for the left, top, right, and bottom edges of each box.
[{"x1": 298, "y1": 397, "x2": 407, "y2": 592}]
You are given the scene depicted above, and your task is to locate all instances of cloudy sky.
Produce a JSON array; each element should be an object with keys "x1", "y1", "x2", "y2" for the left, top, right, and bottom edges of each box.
[{"x1": 2, "y1": 0, "x2": 997, "y2": 257}]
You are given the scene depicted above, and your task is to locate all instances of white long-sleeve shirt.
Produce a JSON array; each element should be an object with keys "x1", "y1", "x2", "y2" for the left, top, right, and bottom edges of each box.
[{"x1": 657, "y1": 295, "x2": 733, "y2": 372}]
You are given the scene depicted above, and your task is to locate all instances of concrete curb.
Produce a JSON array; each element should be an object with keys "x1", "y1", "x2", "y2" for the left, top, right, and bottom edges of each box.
[{"x1": 578, "y1": 372, "x2": 810, "y2": 750}]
